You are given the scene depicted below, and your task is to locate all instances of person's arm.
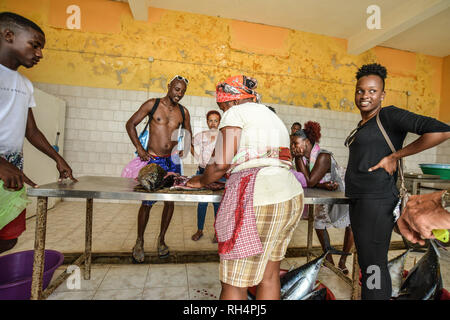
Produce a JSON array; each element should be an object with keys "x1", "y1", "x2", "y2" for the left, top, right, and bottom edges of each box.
[
  {"x1": 0, "y1": 157, "x2": 37, "y2": 189},
  {"x1": 125, "y1": 99, "x2": 154, "y2": 161},
  {"x1": 297, "y1": 153, "x2": 331, "y2": 187},
  {"x1": 191, "y1": 132, "x2": 202, "y2": 164},
  {"x1": 369, "y1": 107, "x2": 450, "y2": 174},
  {"x1": 25, "y1": 109, "x2": 77, "y2": 182},
  {"x1": 397, "y1": 191, "x2": 450, "y2": 245},
  {"x1": 182, "y1": 106, "x2": 193, "y2": 158},
  {"x1": 369, "y1": 131, "x2": 450, "y2": 175},
  {"x1": 186, "y1": 126, "x2": 241, "y2": 187}
]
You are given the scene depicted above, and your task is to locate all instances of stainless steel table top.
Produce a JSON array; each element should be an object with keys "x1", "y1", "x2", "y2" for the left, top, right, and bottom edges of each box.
[
  {"x1": 404, "y1": 177, "x2": 450, "y2": 184},
  {"x1": 27, "y1": 176, "x2": 349, "y2": 204}
]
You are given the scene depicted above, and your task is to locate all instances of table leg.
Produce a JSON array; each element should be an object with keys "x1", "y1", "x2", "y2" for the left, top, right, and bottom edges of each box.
[
  {"x1": 31, "y1": 196, "x2": 48, "y2": 300},
  {"x1": 306, "y1": 205, "x2": 315, "y2": 262},
  {"x1": 412, "y1": 181, "x2": 418, "y2": 195},
  {"x1": 351, "y1": 249, "x2": 361, "y2": 300},
  {"x1": 84, "y1": 198, "x2": 93, "y2": 280}
]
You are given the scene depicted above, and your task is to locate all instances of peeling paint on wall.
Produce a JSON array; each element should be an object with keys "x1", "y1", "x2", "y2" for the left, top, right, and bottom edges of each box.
[{"x1": 1, "y1": 0, "x2": 445, "y2": 119}]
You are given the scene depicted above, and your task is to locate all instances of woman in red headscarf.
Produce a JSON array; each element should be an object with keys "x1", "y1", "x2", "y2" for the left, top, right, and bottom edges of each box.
[{"x1": 187, "y1": 75, "x2": 304, "y2": 300}]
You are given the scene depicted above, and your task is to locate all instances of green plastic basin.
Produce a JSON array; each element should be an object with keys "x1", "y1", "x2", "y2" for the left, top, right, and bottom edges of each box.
[{"x1": 419, "y1": 163, "x2": 450, "y2": 179}]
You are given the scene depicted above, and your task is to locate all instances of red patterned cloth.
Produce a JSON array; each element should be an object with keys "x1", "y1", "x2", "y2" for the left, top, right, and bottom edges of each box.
[
  {"x1": 214, "y1": 167, "x2": 263, "y2": 260},
  {"x1": 215, "y1": 75, "x2": 258, "y2": 103},
  {"x1": 0, "y1": 209, "x2": 26, "y2": 240}
]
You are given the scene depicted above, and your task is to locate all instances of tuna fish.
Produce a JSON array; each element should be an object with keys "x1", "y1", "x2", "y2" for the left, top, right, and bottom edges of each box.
[
  {"x1": 396, "y1": 240, "x2": 443, "y2": 300},
  {"x1": 281, "y1": 249, "x2": 349, "y2": 300},
  {"x1": 247, "y1": 234, "x2": 349, "y2": 300},
  {"x1": 388, "y1": 249, "x2": 410, "y2": 298},
  {"x1": 137, "y1": 163, "x2": 174, "y2": 192},
  {"x1": 303, "y1": 287, "x2": 328, "y2": 300}
]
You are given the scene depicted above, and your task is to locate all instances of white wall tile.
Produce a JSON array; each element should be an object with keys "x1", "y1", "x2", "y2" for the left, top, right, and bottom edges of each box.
[{"x1": 35, "y1": 83, "x2": 447, "y2": 198}]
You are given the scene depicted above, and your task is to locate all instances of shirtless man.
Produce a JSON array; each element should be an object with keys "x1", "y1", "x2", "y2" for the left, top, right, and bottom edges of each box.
[{"x1": 126, "y1": 76, "x2": 192, "y2": 261}]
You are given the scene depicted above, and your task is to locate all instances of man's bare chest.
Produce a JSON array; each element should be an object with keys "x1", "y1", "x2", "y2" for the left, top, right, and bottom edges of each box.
[{"x1": 151, "y1": 106, "x2": 183, "y2": 129}]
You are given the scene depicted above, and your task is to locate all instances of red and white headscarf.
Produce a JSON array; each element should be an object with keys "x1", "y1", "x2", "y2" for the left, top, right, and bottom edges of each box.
[{"x1": 215, "y1": 75, "x2": 261, "y2": 103}]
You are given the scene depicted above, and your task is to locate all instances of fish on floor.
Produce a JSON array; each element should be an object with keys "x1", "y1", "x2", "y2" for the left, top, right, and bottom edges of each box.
[
  {"x1": 396, "y1": 240, "x2": 443, "y2": 300},
  {"x1": 247, "y1": 230, "x2": 350, "y2": 300},
  {"x1": 281, "y1": 249, "x2": 350, "y2": 300},
  {"x1": 302, "y1": 286, "x2": 328, "y2": 300},
  {"x1": 388, "y1": 249, "x2": 410, "y2": 298}
]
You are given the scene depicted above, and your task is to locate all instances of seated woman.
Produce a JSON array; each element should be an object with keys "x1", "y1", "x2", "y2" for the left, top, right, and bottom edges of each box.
[{"x1": 291, "y1": 121, "x2": 354, "y2": 274}]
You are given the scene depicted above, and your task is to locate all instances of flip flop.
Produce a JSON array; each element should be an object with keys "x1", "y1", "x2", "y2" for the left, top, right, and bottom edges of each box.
[
  {"x1": 132, "y1": 239, "x2": 145, "y2": 263},
  {"x1": 157, "y1": 237, "x2": 170, "y2": 258},
  {"x1": 191, "y1": 231, "x2": 204, "y2": 241},
  {"x1": 338, "y1": 265, "x2": 349, "y2": 275}
]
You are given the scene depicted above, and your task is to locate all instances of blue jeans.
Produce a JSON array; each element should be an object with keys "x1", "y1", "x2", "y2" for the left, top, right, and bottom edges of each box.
[{"x1": 196, "y1": 167, "x2": 223, "y2": 230}]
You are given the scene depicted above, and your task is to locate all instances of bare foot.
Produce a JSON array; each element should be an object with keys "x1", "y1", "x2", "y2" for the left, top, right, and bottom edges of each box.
[{"x1": 325, "y1": 254, "x2": 335, "y2": 266}]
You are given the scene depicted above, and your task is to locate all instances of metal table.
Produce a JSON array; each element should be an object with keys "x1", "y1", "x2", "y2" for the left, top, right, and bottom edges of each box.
[
  {"x1": 404, "y1": 176, "x2": 450, "y2": 195},
  {"x1": 27, "y1": 175, "x2": 355, "y2": 300}
]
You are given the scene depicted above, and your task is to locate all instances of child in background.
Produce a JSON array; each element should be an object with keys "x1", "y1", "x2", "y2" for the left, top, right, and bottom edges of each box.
[
  {"x1": 291, "y1": 122, "x2": 302, "y2": 135},
  {"x1": 191, "y1": 110, "x2": 222, "y2": 242}
]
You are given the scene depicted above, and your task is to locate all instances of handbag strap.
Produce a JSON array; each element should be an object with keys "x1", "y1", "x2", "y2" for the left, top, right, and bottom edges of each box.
[
  {"x1": 375, "y1": 112, "x2": 408, "y2": 199},
  {"x1": 142, "y1": 98, "x2": 186, "y2": 132}
]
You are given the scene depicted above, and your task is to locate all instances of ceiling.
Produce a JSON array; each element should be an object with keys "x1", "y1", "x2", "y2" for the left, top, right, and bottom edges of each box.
[{"x1": 119, "y1": 0, "x2": 450, "y2": 57}]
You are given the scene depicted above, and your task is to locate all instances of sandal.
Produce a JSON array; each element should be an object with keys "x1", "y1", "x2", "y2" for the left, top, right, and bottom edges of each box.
[
  {"x1": 212, "y1": 234, "x2": 218, "y2": 243},
  {"x1": 157, "y1": 236, "x2": 169, "y2": 258},
  {"x1": 191, "y1": 230, "x2": 204, "y2": 241},
  {"x1": 337, "y1": 262, "x2": 349, "y2": 275},
  {"x1": 132, "y1": 238, "x2": 145, "y2": 263},
  {"x1": 338, "y1": 266, "x2": 349, "y2": 275}
]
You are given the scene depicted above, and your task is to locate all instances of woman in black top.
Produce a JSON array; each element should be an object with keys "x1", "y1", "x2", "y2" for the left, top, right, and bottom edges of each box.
[{"x1": 344, "y1": 63, "x2": 450, "y2": 300}]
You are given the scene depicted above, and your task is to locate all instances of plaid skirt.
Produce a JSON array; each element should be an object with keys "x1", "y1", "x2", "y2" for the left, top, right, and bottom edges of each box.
[{"x1": 220, "y1": 193, "x2": 303, "y2": 287}]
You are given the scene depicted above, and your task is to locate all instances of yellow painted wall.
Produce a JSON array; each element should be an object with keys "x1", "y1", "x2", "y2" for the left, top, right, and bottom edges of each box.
[
  {"x1": 0, "y1": 0, "x2": 446, "y2": 119},
  {"x1": 440, "y1": 56, "x2": 450, "y2": 122}
]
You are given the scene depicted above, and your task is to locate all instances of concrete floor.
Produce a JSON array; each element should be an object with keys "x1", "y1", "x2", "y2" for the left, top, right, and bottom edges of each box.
[{"x1": 1, "y1": 200, "x2": 449, "y2": 300}]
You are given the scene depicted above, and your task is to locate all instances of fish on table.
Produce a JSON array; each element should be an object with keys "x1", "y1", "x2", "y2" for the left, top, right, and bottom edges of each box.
[
  {"x1": 137, "y1": 163, "x2": 174, "y2": 192},
  {"x1": 170, "y1": 175, "x2": 225, "y2": 191},
  {"x1": 137, "y1": 164, "x2": 225, "y2": 192}
]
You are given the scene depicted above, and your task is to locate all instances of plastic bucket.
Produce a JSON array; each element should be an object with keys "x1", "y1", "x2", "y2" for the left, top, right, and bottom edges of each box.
[
  {"x1": 419, "y1": 163, "x2": 450, "y2": 179},
  {"x1": 0, "y1": 250, "x2": 64, "y2": 300}
]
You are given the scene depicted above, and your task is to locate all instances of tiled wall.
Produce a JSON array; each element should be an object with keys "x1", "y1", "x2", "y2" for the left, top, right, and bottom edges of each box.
[
  {"x1": 33, "y1": 83, "x2": 449, "y2": 203},
  {"x1": 436, "y1": 135, "x2": 450, "y2": 164}
]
